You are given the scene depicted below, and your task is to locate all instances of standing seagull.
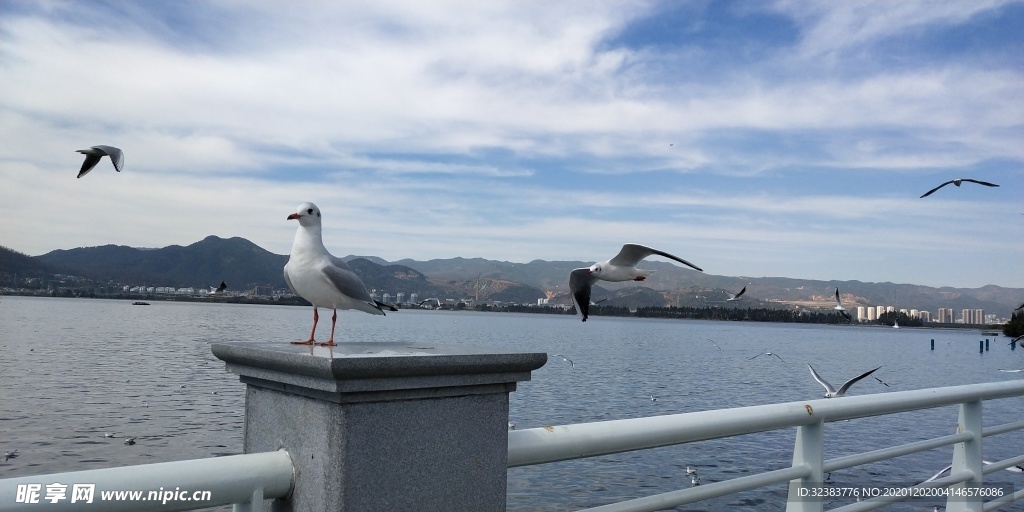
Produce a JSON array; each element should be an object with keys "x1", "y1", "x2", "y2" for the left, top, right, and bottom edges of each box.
[
  {"x1": 569, "y1": 244, "x2": 702, "y2": 321},
  {"x1": 807, "y1": 364, "x2": 881, "y2": 398},
  {"x1": 726, "y1": 285, "x2": 747, "y2": 302},
  {"x1": 919, "y1": 178, "x2": 999, "y2": 198},
  {"x1": 283, "y1": 202, "x2": 397, "y2": 346},
  {"x1": 76, "y1": 145, "x2": 124, "y2": 178},
  {"x1": 833, "y1": 288, "x2": 852, "y2": 321}
]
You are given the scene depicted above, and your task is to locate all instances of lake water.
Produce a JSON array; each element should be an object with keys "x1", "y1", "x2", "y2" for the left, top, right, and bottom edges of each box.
[{"x1": 1, "y1": 296, "x2": 1022, "y2": 511}]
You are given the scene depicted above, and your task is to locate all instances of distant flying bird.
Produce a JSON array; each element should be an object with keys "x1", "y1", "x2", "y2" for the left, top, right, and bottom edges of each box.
[
  {"x1": 284, "y1": 202, "x2": 397, "y2": 346},
  {"x1": 209, "y1": 281, "x2": 227, "y2": 295},
  {"x1": 919, "y1": 178, "x2": 999, "y2": 198},
  {"x1": 4, "y1": 450, "x2": 18, "y2": 461},
  {"x1": 833, "y1": 288, "x2": 852, "y2": 321},
  {"x1": 708, "y1": 338, "x2": 723, "y2": 352},
  {"x1": 104, "y1": 432, "x2": 117, "y2": 438},
  {"x1": 569, "y1": 244, "x2": 703, "y2": 321},
  {"x1": 924, "y1": 460, "x2": 1024, "y2": 483},
  {"x1": 808, "y1": 364, "x2": 881, "y2": 398},
  {"x1": 551, "y1": 354, "x2": 576, "y2": 369},
  {"x1": 650, "y1": 395, "x2": 658, "y2": 402},
  {"x1": 997, "y1": 368, "x2": 1024, "y2": 373},
  {"x1": 726, "y1": 285, "x2": 747, "y2": 302},
  {"x1": 750, "y1": 352, "x2": 786, "y2": 363},
  {"x1": 76, "y1": 145, "x2": 124, "y2": 178},
  {"x1": 123, "y1": 437, "x2": 136, "y2": 446}
]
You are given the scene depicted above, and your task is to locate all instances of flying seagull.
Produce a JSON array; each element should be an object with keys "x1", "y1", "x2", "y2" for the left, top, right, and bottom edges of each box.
[
  {"x1": 726, "y1": 285, "x2": 747, "y2": 302},
  {"x1": 284, "y1": 202, "x2": 397, "y2": 346},
  {"x1": 750, "y1": 352, "x2": 786, "y2": 363},
  {"x1": 569, "y1": 244, "x2": 702, "y2": 321},
  {"x1": 123, "y1": 437, "x2": 136, "y2": 446},
  {"x1": 3, "y1": 450, "x2": 18, "y2": 461},
  {"x1": 997, "y1": 368, "x2": 1024, "y2": 373},
  {"x1": 924, "y1": 460, "x2": 1024, "y2": 483},
  {"x1": 807, "y1": 364, "x2": 881, "y2": 398},
  {"x1": 76, "y1": 145, "x2": 124, "y2": 178},
  {"x1": 551, "y1": 354, "x2": 576, "y2": 369},
  {"x1": 833, "y1": 288, "x2": 852, "y2": 320},
  {"x1": 209, "y1": 281, "x2": 227, "y2": 295},
  {"x1": 919, "y1": 178, "x2": 999, "y2": 198},
  {"x1": 708, "y1": 338, "x2": 723, "y2": 352}
]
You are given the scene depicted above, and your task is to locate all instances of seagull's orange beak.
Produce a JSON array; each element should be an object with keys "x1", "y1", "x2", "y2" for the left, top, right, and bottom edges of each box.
[{"x1": 287, "y1": 213, "x2": 301, "y2": 220}]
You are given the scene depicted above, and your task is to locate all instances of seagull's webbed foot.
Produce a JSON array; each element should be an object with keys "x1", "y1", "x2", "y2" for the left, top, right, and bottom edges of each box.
[
  {"x1": 317, "y1": 340, "x2": 337, "y2": 346},
  {"x1": 291, "y1": 339, "x2": 316, "y2": 345}
]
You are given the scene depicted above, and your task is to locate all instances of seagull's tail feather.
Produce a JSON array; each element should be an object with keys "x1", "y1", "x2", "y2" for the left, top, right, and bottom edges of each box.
[{"x1": 375, "y1": 300, "x2": 399, "y2": 313}]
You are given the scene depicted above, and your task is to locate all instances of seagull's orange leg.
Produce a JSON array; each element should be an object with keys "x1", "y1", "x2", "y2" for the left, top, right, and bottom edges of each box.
[
  {"x1": 319, "y1": 310, "x2": 338, "y2": 346},
  {"x1": 291, "y1": 307, "x2": 318, "y2": 345}
]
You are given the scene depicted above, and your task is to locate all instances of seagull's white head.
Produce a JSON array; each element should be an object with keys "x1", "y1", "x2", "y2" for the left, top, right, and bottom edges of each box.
[
  {"x1": 288, "y1": 202, "x2": 322, "y2": 228},
  {"x1": 589, "y1": 263, "x2": 602, "y2": 277}
]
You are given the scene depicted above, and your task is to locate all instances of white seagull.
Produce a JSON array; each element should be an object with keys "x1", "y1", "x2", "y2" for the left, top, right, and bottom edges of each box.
[
  {"x1": 807, "y1": 364, "x2": 881, "y2": 398},
  {"x1": 76, "y1": 145, "x2": 124, "y2": 178},
  {"x1": 569, "y1": 244, "x2": 702, "y2": 321},
  {"x1": 833, "y1": 288, "x2": 851, "y2": 321},
  {"x1": 919, "y1": 178, "x2": 999, "y2": 198},
  {"x1": 749, "y1": 352, "x2": 786, "y2": 363},
  {"x1": 726, "y1": 285, "x2": 747, "y2": 301},
  {"x1": 551, "y1": 354, "x2": 577, "y2": 369},
  {"x1": 924, "y1": 460, "x2": 1024, "y2": 483},
  {"x1": 284, "y1": 202, "x2": 397, "y2": 346}
]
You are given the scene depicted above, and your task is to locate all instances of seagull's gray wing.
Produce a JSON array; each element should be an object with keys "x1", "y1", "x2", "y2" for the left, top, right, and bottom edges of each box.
[
  {"x1": 807, "y1": 364, "x2": 836, "y2": 395},
  {"x1": 920, "y1": 180, "x2": 954, "y2": 198},
  {"x1": 569, "y1": 267, "x2": 596, "y2": 321},
  {"x1": 78, "y1": 154, "x2": 102, "y2": 178},
  {"x1": 609, "y1": 243, "x2": 703, "y2": 272},
  {"x1": 960, "y1": 178, "x2": 999, "y2": 188},
  {"x1": 729, "y1": 285, "x2": 746, "y2": 300},
  {"x1": 835, "y1": 366, "x2": 881, "y2": 396},
  {"x1": 834, "y1": 288, "x2": 842, "y2": 306},
  {"x1": 93, "y1": 145, "x2": 124, "y2": 172},
  {"x1": 924, "y1": 465, "x2": 952, "y2": 483},
  {"x1": 839, "y1": 310, "x2": 852, "y2": 320},
  {"x1": 322, "y1": 264, "x2": 378, "y2": 307}
]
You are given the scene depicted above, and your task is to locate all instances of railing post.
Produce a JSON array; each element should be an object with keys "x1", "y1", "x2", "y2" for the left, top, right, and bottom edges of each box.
[
  {"x1": 212, "y1": 341, "x2": 546, "y2": 512},
  {"x1": 786, "y1": 421, "x2": 823, "y2": 512},
  {"x1": 948, "y1": 400, "x2": 983, "y2": 512}
]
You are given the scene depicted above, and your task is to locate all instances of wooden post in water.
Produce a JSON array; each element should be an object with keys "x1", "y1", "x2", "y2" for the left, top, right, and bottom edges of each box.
[
  {"x1": 930, "y1": 339, "x2": 934, "y2": 350},
  {"x1": 212, "y1": 341, "x2": 546, "y2": 512},
  {"x1": 985, "y1": 338, "x2": 990, "y2": 351},
  {"x1": 979, "y1": 340, "x2": 984, "y2": 353}
]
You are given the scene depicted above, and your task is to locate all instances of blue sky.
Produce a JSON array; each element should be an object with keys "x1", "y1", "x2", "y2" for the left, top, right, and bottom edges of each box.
[{"x1": 1, "y1": 0, "x2": 1021, "y2": 289}]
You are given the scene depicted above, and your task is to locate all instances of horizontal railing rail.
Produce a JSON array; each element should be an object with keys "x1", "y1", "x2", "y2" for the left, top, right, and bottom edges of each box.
[
  {"x1": 507, "y1": 380, "x2": 1024, "y2": 512},
  {"x1": 0, "y1": 450, "x2": 293, "y2": 512}
]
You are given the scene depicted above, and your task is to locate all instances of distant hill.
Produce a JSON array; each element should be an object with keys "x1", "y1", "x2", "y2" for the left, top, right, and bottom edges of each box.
[
  {"x1": 36, "y1": 236, "x2": 290, "y2": 289},
  {"x1": 4, "y1": 236, "x2": 1022, "y2": 314}
]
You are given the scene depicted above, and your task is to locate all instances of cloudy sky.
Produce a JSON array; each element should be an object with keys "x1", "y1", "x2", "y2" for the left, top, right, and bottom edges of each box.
[{"x1": 1, "y1": 0, "x2": 1021, "y2": 288}]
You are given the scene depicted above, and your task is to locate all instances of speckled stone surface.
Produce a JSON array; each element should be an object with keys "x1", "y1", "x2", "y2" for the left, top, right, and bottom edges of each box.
[{"x1": 212, "y1": 341, "x2": 547, "y2": 512}]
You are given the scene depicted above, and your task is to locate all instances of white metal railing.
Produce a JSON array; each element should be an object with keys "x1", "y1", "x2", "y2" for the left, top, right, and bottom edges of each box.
[
  {"x1": 507, "y1": 380, "x2": 1024, "y2": 512},
  {"x1": 0, "y1": 450, "x2": 292, "y2": 512}
]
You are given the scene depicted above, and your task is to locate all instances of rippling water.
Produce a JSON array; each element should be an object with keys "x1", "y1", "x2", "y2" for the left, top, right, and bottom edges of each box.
[{"x1": 1, "y1": 296, "x2": 1022, "y2": 511}]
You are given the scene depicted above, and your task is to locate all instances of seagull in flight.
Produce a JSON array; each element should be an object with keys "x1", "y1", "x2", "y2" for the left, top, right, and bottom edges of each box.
[
  {"x1": 808, "y1": 364, "x2": 881, "y2": 398},
  {"x1": 284, "y1": 202, "x2": 397, "y2": 346},
  {"x1": 750, "y1": 352, "x2": 786, "y2": 363},
  {"x1": 833, "y1": 288, "x2": 852, "y2": 321},
  {"x1": 4, "y1": 450, "x2": 18, "y2": 461},
  {"x1": 708, "y1": 338, "x2": 723, "y2": 352},
  {"x1": 209, "y1": 281, "x2": 227, "y2": 295},
  {"x1": 123, "y1": 437, "x2": 137, "y2": 446},
  {"x1": 997, "y1": 368, "x2": 1024, "y2": 373},
  {"x1": 919, "y1": 178, "x2": 999, "y2": 198},
  {"x1": 76, "y1": 145, "x2": 124, "y2": 178},
  {"x1": 924, "y1": 460, "x2": 1024, "y2": 483},
  {"x1": 569, "y1": 244, "x2": 702, "y2": 321},
  {"x1": 551, "y1": 354, "x2": 576, "y2": 369},
  {"x1": 726, "y1": 285, "x2": 747, "y2": 302}
]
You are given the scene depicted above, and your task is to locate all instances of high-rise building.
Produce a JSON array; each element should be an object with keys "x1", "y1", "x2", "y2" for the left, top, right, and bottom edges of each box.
[
  {"x1": 919, "y1": 311, "x2": 931, "y2": 322},
  {"x1": 973, "y1": 309, "x2": 984, "y2": 325},
  {"x1": 856, "y1": 306, "x2": 866, "y2": 321},
  {"x1": 866, "y1": 307, "x2": 877, "y2": 321}
]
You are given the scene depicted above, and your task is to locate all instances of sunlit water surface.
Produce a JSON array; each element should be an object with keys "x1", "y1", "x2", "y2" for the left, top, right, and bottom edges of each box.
[{"x1": 2, "y1": 296, "x2": 1022, "y2": 511}]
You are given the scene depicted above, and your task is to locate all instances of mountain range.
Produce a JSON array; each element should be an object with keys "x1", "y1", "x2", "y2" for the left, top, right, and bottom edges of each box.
[{"x1": 3, "y1": 236, "x2": 1023, "y2": 316}]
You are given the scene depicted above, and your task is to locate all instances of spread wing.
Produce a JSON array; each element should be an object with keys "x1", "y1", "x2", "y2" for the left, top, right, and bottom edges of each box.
[
  {"x1": 807, "y1": 364, "x2": 836, "y2": 395},
  {"x1": 95, "y1": 145, "x2": 124, "y2": 172},
  {"x1": 608, "y1": 243, "x2": 703, "y2": 272},
  {"x1": 78, "y1": 154, "x2": 102, "y2": 178},
  {"x1": 729, "y1": 285, "x2": 746, "y2": 300},
  {"x1": 919, "y1": 180, "x2": 954, "y2": 198},
  {"x1": 569, "y1": 267, "x2": 596, "y2": 321},
  {"x1": 835, "y1": 367, "x2": 881, "y2": 396},
  {"x1": 960, "y1": 178, "x2": 999, "y2": 188}
]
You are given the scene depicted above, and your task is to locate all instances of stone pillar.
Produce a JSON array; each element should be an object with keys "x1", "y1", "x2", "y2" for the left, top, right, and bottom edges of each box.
[{"x1": 211, "y1": 341, "x2": 546, "y2": 512}]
